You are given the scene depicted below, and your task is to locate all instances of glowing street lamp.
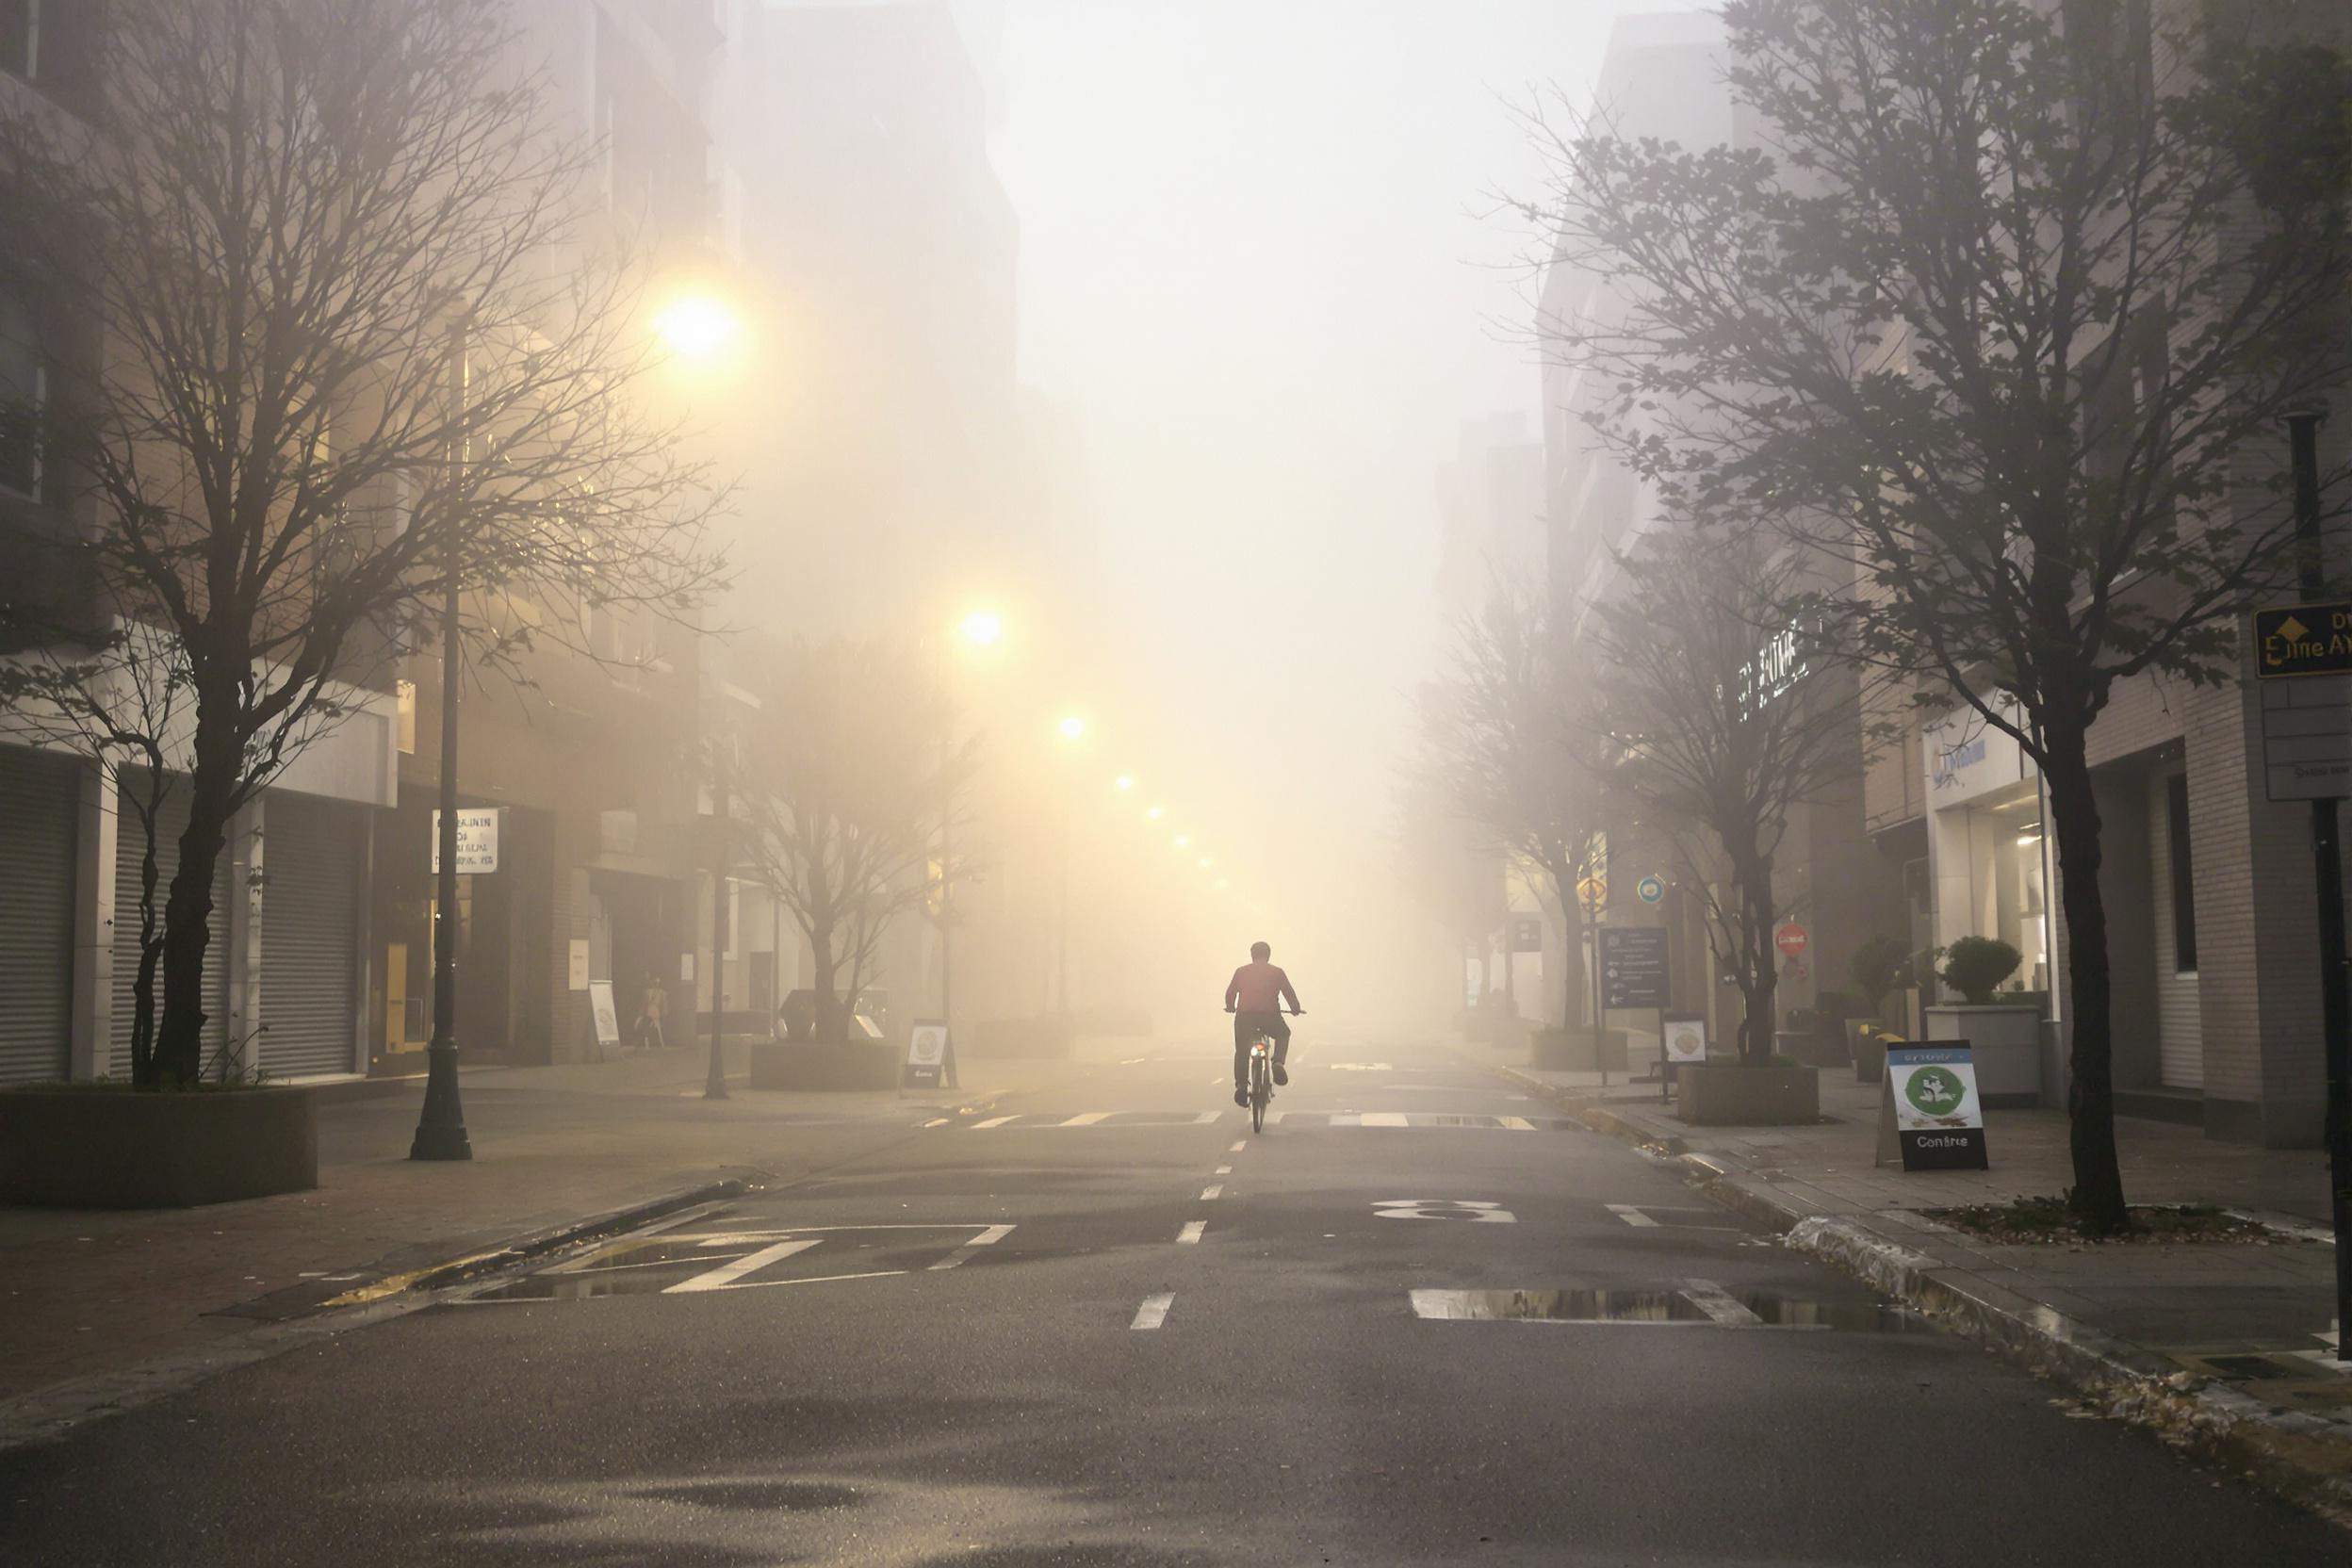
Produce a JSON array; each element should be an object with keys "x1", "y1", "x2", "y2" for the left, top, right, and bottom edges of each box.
[
  {"x1": 653, "y1": 293, "x2": 741, "y2": 361},
  {"x1": 958, "y1": 609, "x2": 1004, "y2": 648},
  {"x1": 1114, "y1": 774, "x2": 1135, "y2": 791},
  {"x1": 1058, "y1": 713, "x2": 1087, "y2": 743},
  {"x1": 1173, "y1": 835, "x2": 1191, "y2": 851},
  {"x1": 1145, "y1": 805, "x2": 1165, "y2": 823}
]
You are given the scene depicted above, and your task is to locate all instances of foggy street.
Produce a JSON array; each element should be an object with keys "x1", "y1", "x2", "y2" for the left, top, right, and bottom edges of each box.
[
  {"x1": 5, "y1": 1039, "x2": 2345, "y2": 1566},
  {"x1": 5, "y1": 0, "x2": 2352, "y2": 1560}
]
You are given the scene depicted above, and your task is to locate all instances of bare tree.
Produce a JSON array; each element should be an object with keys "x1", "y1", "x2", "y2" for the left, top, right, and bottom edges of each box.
[
  {"x1": 1418, "y1": 587, "x2": 1611, "y2": 1032},
  {"x1": 735, "y1": 637, "x2": 976, "y2": 1043},
  {"x1": 1523, "y1": 0, "x2": 2350, "y2": 1227},
  {"x1": 1588, "y1": 530, "x2": 1878, "y2": 1065},
  {"x1": 0, "y1": 0, "x2": 725, "y2": 1085}
]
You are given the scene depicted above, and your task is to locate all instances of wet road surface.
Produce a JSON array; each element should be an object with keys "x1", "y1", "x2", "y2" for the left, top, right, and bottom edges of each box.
[{"x1": 2, "y1": 1040, "x2": 2344, "y2": 1565}]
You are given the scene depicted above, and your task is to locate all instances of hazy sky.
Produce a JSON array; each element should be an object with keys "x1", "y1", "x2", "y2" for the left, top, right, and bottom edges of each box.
[{"x1": 982, "y1": 1, "x2": 1690, "y2": 1006}]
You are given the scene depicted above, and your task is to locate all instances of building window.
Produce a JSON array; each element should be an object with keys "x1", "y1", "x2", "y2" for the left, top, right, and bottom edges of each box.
[
  {"x1": 2166, "y1": 772, "x2": 2197, "y2": 973},
  {"x1": 0, "y1": 289, "x2": 41, "y2": 499},
  {"x1": 1, "y1": 0, "x2": 41, "y2": 81}
]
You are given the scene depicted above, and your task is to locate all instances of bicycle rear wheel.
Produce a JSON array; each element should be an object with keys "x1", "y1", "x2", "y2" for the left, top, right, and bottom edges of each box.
[{"x1": 1250, "y1": 1056, "x2": 1269, "y2": 1134}]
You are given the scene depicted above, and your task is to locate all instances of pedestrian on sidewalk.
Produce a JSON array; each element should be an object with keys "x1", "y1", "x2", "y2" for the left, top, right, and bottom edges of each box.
[{"x1": 635, "y1": 972, "x2": 668, "y2": 1053}]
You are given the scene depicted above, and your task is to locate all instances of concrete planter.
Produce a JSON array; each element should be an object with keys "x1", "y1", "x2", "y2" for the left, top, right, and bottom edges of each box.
[
  {"x1": 1923, "y1": 1004, "x2": 2044, "y2": 1107},
  {"x1": 1674, "y1": 1063, "x2": 1821, "y2": 1126},
  {"x1": 0, "y1": 1086, "x2": 318, "y2": 1208},
  {"x1": 1530, "y1": 1027, "x2": 1628, "y2": 1072},
  {"x1": 747, "y1": 1040, "x2": 901, "y2": 1091}
]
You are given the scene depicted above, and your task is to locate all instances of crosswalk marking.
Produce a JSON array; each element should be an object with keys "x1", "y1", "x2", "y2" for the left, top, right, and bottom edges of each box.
[
  {"x1": 1131, "y1": 1293, "x2": 1175, "y2": 1331},
  {"x1": 943, "y1": 1111, "x2": 1575, "y2": 1132},
  {"x1": 664, "y1": 1239, "x2": 822, "y2": 1294},
  {"x1": 1607, "y1": 1204, "x2": 1659, "y2": 1228}
]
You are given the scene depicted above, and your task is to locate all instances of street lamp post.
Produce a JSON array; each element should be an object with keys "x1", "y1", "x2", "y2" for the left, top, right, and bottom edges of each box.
[
  {"x1": 706, "y1": 734, "x2": 733, "y2": 1101},
  {"x1": 1054, "y1": 715, "x2": 1086, "y2": 1015},
  {"x1": 412, "y1": 309, "x2": 474, "y2": 1162}
]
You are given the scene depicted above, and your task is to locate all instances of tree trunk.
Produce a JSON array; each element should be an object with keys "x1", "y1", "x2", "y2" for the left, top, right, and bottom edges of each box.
[
  {"x1": 2043, "y1": 736, "x2": 2130, "y2": 1234},
  {"x1": 809, "y1": 913, "x2": 844, "y2": 1044},
  {"x1": 1740, "y1": 851, "x2": 1776, "y2": 1066},
  {"x1": 154, "y1": 721, "x2": 238, "y2": 1085},
  {"x1": 1552, "y1": 862, "x2": 1584, "y2": 1032},
  {"x1": 128, "y1": 806, "x2": 166, "y2": 1088}
]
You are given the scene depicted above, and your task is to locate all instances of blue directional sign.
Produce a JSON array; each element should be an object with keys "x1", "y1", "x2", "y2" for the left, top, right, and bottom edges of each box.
[{"x1": 1635, "y1": 875, "x2": 1666, "y2": 905}]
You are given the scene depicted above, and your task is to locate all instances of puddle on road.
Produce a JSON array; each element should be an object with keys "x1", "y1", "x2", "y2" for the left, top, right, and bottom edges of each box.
[{"x1": 1411, "y1": 1287, "x2": 1922, "y2": 1331}]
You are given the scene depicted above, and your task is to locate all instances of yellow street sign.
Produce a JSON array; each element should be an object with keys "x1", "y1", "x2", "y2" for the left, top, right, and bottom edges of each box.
[{"x1": 1576, "y1": 874, "x2": 1608, "y2": 909}]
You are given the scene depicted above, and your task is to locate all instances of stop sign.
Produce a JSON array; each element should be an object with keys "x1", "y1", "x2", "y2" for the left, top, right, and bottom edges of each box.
[{"x1": 1773, "y1": 922, "x2": 1810, "y2": 958}]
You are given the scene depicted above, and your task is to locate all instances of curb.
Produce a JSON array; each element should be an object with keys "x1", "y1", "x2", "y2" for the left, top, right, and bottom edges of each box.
[
  {"x1": 320, "y1": 1173, "x2": 762, "y2": 1307},
  {"x1": 1493, "y1": 1063, "x2": 2352, "y2": 1527}
]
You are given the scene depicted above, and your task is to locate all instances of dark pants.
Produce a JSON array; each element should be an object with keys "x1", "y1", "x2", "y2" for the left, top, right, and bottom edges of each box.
[{"x1": 1233, "y1": 1011, "x2": 1291, "y2": 1087}]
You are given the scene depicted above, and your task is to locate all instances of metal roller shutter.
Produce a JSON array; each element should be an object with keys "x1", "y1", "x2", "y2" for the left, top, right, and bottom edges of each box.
[
  {"x1": 259, "y1": 792, "x2": 361, "y2": 1079},
  {"x1": 111, "y1": 772, "x2": 231, "y2": 1077},
  {"x1": 0, "y1": 749, "x2": 77, "y2": 1086}
]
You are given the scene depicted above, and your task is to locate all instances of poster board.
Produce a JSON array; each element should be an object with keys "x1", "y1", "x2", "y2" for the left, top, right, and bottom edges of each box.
[
  {"x1": 905, "y1": 1019, "x2": 951, "y2": 1090},
  {"x1": 586, "y1": 981, "x2": 623, "y2": 1061},
  {"x1": 1876, "y1": 1042, "x2": 1989, "y2": 1170},
  {"x1": 1661, "y1": 1014, "x2": 1708, "y2": 1064}
]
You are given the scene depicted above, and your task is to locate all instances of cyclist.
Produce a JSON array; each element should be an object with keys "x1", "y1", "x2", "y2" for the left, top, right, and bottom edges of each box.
[{"x1": 1224, "y1": 940, "x2": 1303, "y2": 1107}]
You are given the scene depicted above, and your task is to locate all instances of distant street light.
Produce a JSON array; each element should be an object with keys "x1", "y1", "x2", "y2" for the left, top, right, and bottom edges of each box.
[
  {"x1": 654, "y1": 294, "x2": 741, "y2": 361},
  {"x1": 1114, "y1": 774, "x2": 1135, "y2": 791},
  {"x1": 1173, "y1": 835, "x2": 1191, "y2": 850},
  {"x1": 936, "y1": 606, "x2": 1004, "y2": 1081},
  {"x1": 1058, "y1": 713, "x2": 1087, "y2": 742},
  {"x1": 1145, "y1": 805, "x2": 1165, "y2": 823}
]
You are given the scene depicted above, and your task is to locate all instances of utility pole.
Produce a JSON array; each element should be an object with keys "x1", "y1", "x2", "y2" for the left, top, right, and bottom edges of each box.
[
  {"x1": 2288, "y1": 410, "x2": 2350, "y2": 1364},
  {"x1": 411, "y1": 309, "x2": 472, "y2": 1162}
]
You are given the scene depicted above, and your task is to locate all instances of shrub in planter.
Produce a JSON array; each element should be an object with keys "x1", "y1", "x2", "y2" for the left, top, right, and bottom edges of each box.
[
  {"x1": 1938, "y1": 936, "x2": 2023, "y2": 1005},
  {"x1": 1849, "y1": 935, "x2": 1909, "y2": 1027}
]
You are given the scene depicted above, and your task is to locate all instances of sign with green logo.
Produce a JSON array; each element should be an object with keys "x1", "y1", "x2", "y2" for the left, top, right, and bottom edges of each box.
[{"x1": 1876, "y1": 1044, "x2": 1988, "y2": 1171}]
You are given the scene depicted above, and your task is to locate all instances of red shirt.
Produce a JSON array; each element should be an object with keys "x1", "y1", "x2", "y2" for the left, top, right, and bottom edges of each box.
[{"x1": 1226, "y1": 962, "x2": 1299, "y2": 1014}]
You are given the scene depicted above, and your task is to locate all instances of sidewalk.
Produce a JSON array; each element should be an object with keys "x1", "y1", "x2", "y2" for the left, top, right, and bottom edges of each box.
[
  {"x1": 1477, "y1": 1040, "x2": 2352, "y2": 1518},
  {"x1": 0, "y1": 1042, "x2": 1056, "y2": 1426}
]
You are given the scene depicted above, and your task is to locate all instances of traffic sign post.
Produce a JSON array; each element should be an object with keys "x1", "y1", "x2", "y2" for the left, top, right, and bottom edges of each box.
[
  {"x1": 1773, "y1": 922, "x2": 1809, "y2": 960},
  {"x1": 1635, "y1": 874, "x2": 1665, "y2": 906},
  {"x1": 2270, "y1": 412, "x2": 2352, "y2": 1363}
]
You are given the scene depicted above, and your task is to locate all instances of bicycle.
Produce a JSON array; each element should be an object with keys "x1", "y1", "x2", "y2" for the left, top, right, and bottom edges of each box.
[{"x1": 1232, "y1": 1007, "x2": 1301, "y2": 1135}]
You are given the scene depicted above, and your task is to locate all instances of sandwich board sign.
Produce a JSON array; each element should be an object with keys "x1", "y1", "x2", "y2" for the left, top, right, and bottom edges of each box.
[
  {"x1": 1661, "y1": 1014, "x2": 1707, "y2": 1066},
  {"x1": 1876, "y1": 1042, "x2": 1989, "y2": 1170},
  {"x1": 905, "y1": 1018, "x2": 952, "y2": 1090},
  {"x1": 586, "y1": 981, "x2": 623, "y2": 1061}
]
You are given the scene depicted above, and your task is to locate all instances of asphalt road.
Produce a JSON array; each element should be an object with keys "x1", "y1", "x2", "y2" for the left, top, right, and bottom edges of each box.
[{"x1": 3, "y1": 1039, "x2": 2344, "y2": 1565}]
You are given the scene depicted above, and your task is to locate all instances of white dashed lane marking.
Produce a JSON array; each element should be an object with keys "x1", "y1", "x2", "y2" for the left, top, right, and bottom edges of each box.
[
  {"x1": 1229, "y1": 1140, "x2": 1247, "y2": 1152},
  {"x1": 927, "y1": 1223, "x2": 1016, "y2": 1271},
  {"x1": 1176, "y1": 1221, "x2": 1206, "y2": 1245},
  {"x1": 1200, "y1": 1185, "x2": 1222, "y2": 1200},
  {"x1": 971, "y1": 1115, "x2": 1017, "y2": 1129},
  {"x1": 1608, "y1": 1204, "x2": 1659, "y2": 1228},
  {"x1": 1059, "y1": 1112, "x2": 1112, "y2": 1126},
  {"x1": 1680, "y1": 1278, "x2": 1766, "y2": 1325},
  {"x1": 1215, "y1": 1165, "x2": 1232, "y2": 1175},
  {"x1": 1131, "y1": 1294, "x2": 1174, "y2": 1331}
]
